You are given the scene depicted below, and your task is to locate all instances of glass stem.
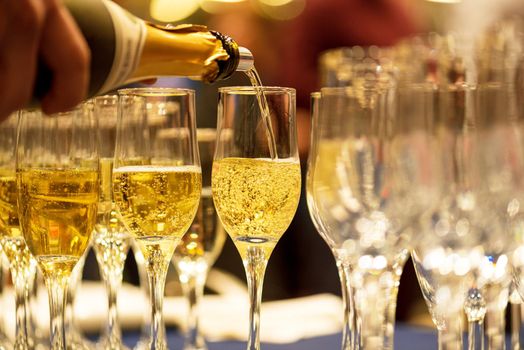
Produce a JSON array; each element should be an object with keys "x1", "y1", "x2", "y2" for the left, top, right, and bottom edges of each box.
[
  {"x1": 13, "y1": 267, "x2": 30, "y2": 349},
  {"x1": 468, "y1": 319, "x2": 484, "y2": 350},
  {"x1": 180, "y1": 265, "x2": 208, "y2": 350},
  {"x1": 337, "y1": 262, "x2": 353, "y2": 350},
  {"x1": 243, "y1": 247, "x2": 269, "y2": 350},
  {"x1": 106, "y1": 270, "x2": 124, "y2": 348},
  {"x1": 485, "y1": 286, "x2": 509, "y2": 350},
  {"x1": 146, "y1": 250, "x2": 171, "y2": 350},
  {"x1": 45, "y1": 275, "x2": 69, "y2": 350},
  {"x1": 350, "y1": 267, "x2": 395, "y2": 350},
  {"x1": 437, "y1": 316, "x2": 463, "y2": 350},
  {"x1": 511, "y1": 300, "x2": 522, "y2": 350},
  {"x1": 133, "y1": 243, "x2": 151, "y2": 342},
  {"x1": 384, "y1": 262, "x2": 408, "y2": 350}
]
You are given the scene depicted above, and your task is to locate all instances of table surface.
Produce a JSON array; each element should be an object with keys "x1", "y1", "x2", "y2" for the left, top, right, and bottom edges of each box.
[{"x1": 116, "y1": 324, "x2": 439, "y2": 350}]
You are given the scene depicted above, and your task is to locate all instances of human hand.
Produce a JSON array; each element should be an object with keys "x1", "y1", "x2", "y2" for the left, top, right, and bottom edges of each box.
[{"x1": 0, "y1": 0, "x2": 90, "y2": 121}]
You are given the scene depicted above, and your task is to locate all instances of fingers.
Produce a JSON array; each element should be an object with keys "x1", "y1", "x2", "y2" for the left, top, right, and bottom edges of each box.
[
  {"x1": 39, "y1": 0, "x2": 90, "y2": 114},
  {"x1": 0, "y1": 0, "x2": 46, "y2": 121}
]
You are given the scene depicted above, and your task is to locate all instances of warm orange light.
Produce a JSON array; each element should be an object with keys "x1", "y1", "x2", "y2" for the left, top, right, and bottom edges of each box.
[{"x1": 150, "y1": 0, "x2": 200, "y2": 22}]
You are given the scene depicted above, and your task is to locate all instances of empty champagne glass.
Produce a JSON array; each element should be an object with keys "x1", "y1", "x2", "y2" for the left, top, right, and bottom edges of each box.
[
  {"x1": 16, "y1": 107, "x2": 99, "y2": 350},
  {"x1": 310, "y1": 85, "x2": 440, "y2": 350},
  {"x1": 91, "y1": 95, "x2": 132, "y2": 350},
  {"x1": 463, "y1": 83, "x2": 518, "y2": 350},
  {"x1": 306, "y1": 92, "x2": 353, "y2": 350},
  {"x1": 171, "y1": 129, "x2": 226, "y2": 350},
  {"x1": 212, "y1": 86, "x2": 301, "y2": 350},
  {"x1": 113, "y1": 88, "x2": 201, "y2": 350},
  {"x1": 410, "y1": 84, "x2": 479, "y2": 350}
]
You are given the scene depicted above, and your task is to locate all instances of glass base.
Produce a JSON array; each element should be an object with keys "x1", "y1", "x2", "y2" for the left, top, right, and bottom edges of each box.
[
  {"x1": 66, "y1": 330, "x2": 96, "y2": 350},
  {"x1": 96, "y1": 336, "x2": 130, "y2": 350},
  {"x1": 0, "y1": 333, "x2": 12, "y2": 350},
  {"x1": 133, "y1": 337, "x2": 150, "y2": 350}
]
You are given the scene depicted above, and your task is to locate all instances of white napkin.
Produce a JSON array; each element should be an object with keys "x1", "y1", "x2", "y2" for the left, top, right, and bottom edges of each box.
[{"x1": 3, "y1": 282, "x2": 343, "y2": 344}]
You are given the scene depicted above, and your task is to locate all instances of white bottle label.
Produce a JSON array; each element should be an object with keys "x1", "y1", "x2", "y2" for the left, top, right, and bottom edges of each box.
[{"x1": 99, "y1": 0, "x2": 146, "y2": 94}]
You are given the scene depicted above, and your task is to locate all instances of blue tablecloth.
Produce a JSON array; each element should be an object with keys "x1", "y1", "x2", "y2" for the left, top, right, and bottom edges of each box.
[{"x1": 119, "y1": 324, "x2": 438, "y2": 350}]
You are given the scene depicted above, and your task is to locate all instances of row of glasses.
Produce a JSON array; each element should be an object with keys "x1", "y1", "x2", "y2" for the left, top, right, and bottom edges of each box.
[
  {"x1": 0, "y1": 84, "x2": 298, "y2": 350},
  {"x1": 308, "y1": 79, "x2": 524, "y2": 350}
]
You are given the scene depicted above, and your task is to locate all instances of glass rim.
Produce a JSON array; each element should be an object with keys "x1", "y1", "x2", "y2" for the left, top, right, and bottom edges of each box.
[
  {"x1": 218, "y1": 86, "x2": 296, "y2": 95},
  {"x1": 117, "y1": 87, "x2": 195, "y2": 97}
]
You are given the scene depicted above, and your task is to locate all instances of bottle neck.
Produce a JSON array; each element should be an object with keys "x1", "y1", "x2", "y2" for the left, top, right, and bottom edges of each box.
[{"x1": 128, "y1": 24, "x2": 253, "y2": 84}]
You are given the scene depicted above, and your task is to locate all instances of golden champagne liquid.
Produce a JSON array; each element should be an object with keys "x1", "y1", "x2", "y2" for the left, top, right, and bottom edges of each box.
[
  {"x1": 173, "y1": 188, "x2": 226, "y2": 268},
  {"x1": 0, "y1": 171, "x2": 33, "y2": 270},
  {"x1": 17, "y1": 168, "x2": 99, "y2": 278},
  {"x1": 212, "y1": 158, "x2": 301, "y2": 260},
  {"x1": 93, "y1": 158, "x2": 130, "y2": 275},
  {"x1": 113, "y1": 165, "x2": 201, "y2": 261}
]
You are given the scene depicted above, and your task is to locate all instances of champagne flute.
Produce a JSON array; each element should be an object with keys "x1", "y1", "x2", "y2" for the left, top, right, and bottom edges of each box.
[
  {"x1": 212, "y1": 86, "x2": 301, "y2": 350},
  {"x1": 171, "y1": 128, "x2": 226, "y2": 350},
  {"x1": 310, "y1": 85, "x2": 440, "y2": 349},
  {"x1": 90, "y1": 95, "x2": 132, "y2": 350},
  {"x1": 0, "y1": 112, "x2": 39, "y2": 349},
  {"x1": 113, "y1": 88, "x2": 202, "y2": 350},
  {"x1": 306, "y1": 92, "x2": 353, "y2": 350},
  {"x1": 16, "y1": 107, "x2": 99, "y2": 350}
]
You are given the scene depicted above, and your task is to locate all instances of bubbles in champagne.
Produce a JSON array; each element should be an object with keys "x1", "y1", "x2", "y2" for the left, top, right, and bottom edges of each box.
[
  {"x1": 17, "y1": 168, "x2": 99, "y2": 277},
  {"x1": 212, "y1": 157, "x2": 301, "y2": 260}
]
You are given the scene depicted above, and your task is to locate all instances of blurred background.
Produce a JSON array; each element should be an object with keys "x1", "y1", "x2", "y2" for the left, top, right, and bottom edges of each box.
[{"x1": 79, "y1": 0, "x2": 524, "y2": 326}]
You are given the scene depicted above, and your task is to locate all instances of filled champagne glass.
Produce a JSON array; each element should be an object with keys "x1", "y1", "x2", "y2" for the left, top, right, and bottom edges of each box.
[
  {"x1": 16, "y1": 107, "x2": 99, "y2": 350},
  {"x1": 212, "y1": 86, "x2": 301, "y2": 350},
  {"x1": 90, "y1": 95, "x2": 132, "y2": 350},
  {"x1": 113, "y1": 88, "x2": 201, "y2": 350},
  {"x1": 306, "y1": 92, "x2": 353, "y2": 350},
  {"x1": 0, "y1": 112, "x2": 40, "y2": 349},
  {"x1": 171, "y1": 129, "x2": 226, "y2": 350}
]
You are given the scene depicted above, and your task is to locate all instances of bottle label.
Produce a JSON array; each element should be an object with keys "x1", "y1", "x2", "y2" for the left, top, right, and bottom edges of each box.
[{"x1": 99, "y1": 0, "x2": 146, "y2": 94}]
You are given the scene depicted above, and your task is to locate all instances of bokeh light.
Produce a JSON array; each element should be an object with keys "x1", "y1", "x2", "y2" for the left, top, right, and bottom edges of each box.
[{"x1": 150, "y1": 0, "x2": 200, "y2": 22}]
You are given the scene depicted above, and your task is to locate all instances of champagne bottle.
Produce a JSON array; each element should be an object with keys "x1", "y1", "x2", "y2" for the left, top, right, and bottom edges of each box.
[{"x1": 33, "y1": 0, "x2": 254, "y2": 104}]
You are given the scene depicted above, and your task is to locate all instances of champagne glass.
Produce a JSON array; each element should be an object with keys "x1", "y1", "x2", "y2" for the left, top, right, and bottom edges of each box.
[
  {"x1": 310, "y1": 85, "x2": 440, "y2": 350},
  {"x1": 113, "y1": 88, "x2": 201, "y2": 350},
  {"x1": 16, "y1": 107, "x2": 99, "y2": 350},
  {"x1": 463, "y1": 83, "x2": 518, "y2": 350},
  {"x1": 171, "y1": 128, "x2": 226, "y2": 350},
  {"x1": 410, "y1": 84, "x2": 479, "y2": 350},
  {"x1": 90, "y1": 95, "x2": 132, "y2": 350},
  {"x1": 306, "y1": 92, "x2": 353, "y2": 350},
  {"x1": 212, "y1": 86, "x2": 301, "y2": 350},
  {"x1": 0, "y1": 112, "x2": 39, "y2": 349}
]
